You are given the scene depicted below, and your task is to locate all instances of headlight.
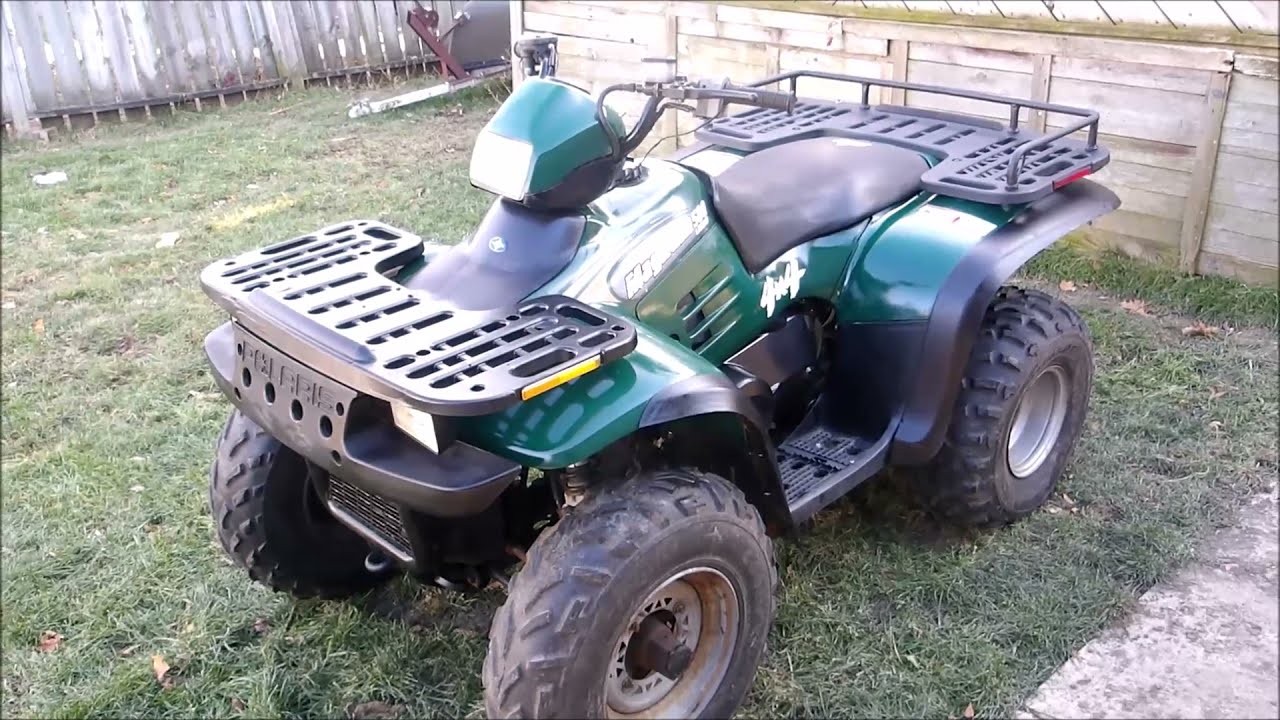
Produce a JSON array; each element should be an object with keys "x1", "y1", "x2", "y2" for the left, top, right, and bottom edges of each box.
[
  {"x1": 469, "y1": 131, "x2": 534, "y2": 201},
  {"x1": 391, "y1": 402, "x2": 442, "y2": 453}
]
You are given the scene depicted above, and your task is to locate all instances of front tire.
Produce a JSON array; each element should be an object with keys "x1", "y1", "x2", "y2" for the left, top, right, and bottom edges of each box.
[
  {"x1": 912, "y1": 287, "x2": 1093, "y2": 526},
  {"x1": 483, "y1": 469, "x2": 776, "y2": 719},
  {"x1": 209, "y1": 409, "x2": 387, "y2": 598}
]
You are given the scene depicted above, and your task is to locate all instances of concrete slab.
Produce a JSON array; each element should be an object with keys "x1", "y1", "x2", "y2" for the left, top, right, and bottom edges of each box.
[{"x1": 1022, "y1": 488, "x2": 1279, "y2": 719}]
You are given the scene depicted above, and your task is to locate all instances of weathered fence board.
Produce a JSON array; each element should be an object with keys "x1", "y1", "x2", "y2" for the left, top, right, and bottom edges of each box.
[
  {"x1": 2, "y1": 0, "x2": 463, "y2": 128},
  {"x1": 5, "y1": 3, "x2": 58, "y2": 110}
]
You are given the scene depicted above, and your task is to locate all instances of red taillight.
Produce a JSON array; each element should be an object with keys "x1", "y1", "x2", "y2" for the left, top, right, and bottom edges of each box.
[{"x1": 1053, "y1": 168, "x2": 1092, "y2": 189}]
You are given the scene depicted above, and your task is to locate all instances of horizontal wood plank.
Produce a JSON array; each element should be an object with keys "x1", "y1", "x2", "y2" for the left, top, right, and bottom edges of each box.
[
  {"x1": 1215, "y1": 151, "x2": 1280, "y2": 188},
  {"x1": 556, "y1": 35, "x2": 650, "y2": 64},
  {"x1": 1210, "y1": 176, "x2": 1280, "y2": 213},
  {"x1": 1081, "y1": 227, "x2": 1180, "y2": 263},
  {"x1": 1108, "y1": 184, "x2": 1188, "y2": 221},
  {"x1": 1207, "y1": 203, "x2": 1280, "y2": 242},
  {"x1": 780, "y1": 48, "x2": 888, "y2": 102},
  {"x1": 1222, "y1": 100, "x2": 1279, "y2": 134},
  {"x1": 1092, "y1": 208, "x2": 1182, "y2": 244},
  {"x1": 1049, "y1": 77, "x2": 1205, "y2": 145},
  {"x1": 1220, "y1": 126, "x2": 1280, "y2": 162},
  {"x1": 907, "y1": 41, "x2": 1035, "y2": 73},
  {"x1": 1202, "y1": 227, "x2": 1279, "y2": 267},
  {"x1": 1051, "y1": 55, "x2": 1212, "y2": 95},
  {"x1": 906, "y1": 59, "x2": 1032, "y2": 120},
  {"x1": 523, "y1": 11, "x2": 666, "y2": 45},
  {"x1": 1230, "y1": 73, "x2": 1280, "y2": 108},
  {"x1": 1092, "y1": 160, "x2": 1192, "y2": 198},
  {"x1": 1235, "y1": 54, "x2": 1280, "y2": 80},
  {"x1": 716, "y1": 3, "x2": 837, "y2": 33},
  {"x1": 1197, "y1": 251, "x2": 1279, "y2": 285},
  {"x1": 839, "y1": 18, "x2": 1234, "y2": 71}
]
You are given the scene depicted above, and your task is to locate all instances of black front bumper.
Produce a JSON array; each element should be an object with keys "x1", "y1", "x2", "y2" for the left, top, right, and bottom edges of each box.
[{"x1": 205, "y1": 321, "x2": 523, "y2": 528}]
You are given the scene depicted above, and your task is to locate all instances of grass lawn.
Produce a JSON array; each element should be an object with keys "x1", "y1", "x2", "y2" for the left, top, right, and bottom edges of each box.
[{"x1": 2, "y1": 84, "x2": 1276, "y2": 719}]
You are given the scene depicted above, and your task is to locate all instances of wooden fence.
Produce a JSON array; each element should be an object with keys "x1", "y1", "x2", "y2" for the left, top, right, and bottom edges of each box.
[
  {"x1": 513, "y1": 0, "x2": 1280, "y2": 285},
  {"x1": 1, "y1": 0, "x2": 461, "y2": 133}
]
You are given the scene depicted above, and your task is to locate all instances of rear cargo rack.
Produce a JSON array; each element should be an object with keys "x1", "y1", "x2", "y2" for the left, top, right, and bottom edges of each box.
[
  {"x1": 697, "y1": 70, "x2": 1109, "y2": 205},
  {"x1": 201, "y1": 221, "x2": 637, "y2": 416}
]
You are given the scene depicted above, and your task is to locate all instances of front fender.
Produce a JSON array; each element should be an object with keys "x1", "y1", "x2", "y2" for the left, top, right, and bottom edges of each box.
[{"x1": 455, "y1": 323, "x2": 720, "y2": 468}]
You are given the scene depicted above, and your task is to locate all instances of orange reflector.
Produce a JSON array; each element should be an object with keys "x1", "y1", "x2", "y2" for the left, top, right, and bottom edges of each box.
[{"x1": 520, "y1": 355, "x2": 602, "y2": 401}]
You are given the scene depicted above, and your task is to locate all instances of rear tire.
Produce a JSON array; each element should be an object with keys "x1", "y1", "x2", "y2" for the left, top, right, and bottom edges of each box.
[
  {"x1": 209, "y1": 409, "x2": 387, "y2": 599},
  {"x1": 911, "y1": 287, "x2": 1093, "y2": 526},
  {"x1": 483, "y1": 469, "x2": 776, "y2": 719}
]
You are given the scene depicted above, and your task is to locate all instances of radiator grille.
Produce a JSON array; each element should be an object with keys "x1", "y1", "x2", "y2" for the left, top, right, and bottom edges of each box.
[{"x1": 327, "y1": 477, "x2": 412, "y2": 558}]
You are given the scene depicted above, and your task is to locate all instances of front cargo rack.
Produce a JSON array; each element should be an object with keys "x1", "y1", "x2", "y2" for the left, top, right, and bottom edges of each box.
[
  {"x1": 697, "y1": 70, "x2": 1109, "y2": 205},
  {"x1": 201, "y1": 221, "x2": 637, "y2": 416}
]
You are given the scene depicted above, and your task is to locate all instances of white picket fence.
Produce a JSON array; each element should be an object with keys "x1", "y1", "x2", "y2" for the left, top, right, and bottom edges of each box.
[{"x1": 1, "y1": 0, "x2": 463, "y2": 135}]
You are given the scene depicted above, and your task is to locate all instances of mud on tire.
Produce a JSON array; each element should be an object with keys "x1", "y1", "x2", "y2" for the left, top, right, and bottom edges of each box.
[
  {"x1": 483, "y1": 469, "x2": 777, "y2": 719},
  {"x1": 209, "y1": 409, "x2": 386, "y2": 599},
  {"x1": 912, "y1": 286, "x2": 1093, "y2": 526}
]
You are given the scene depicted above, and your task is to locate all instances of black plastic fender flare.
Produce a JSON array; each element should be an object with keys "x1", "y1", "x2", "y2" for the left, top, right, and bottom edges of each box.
[
  {"x1": 890, "y1": 179, "x2": 1120, "y2": 465},
  {"x1": 638, "y1": 374, "x2": 793, "y2": 532}
]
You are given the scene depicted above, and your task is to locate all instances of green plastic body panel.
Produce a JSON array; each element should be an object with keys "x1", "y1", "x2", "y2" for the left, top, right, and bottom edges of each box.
[
  {"x1": 837, "y1": 194, "x2": 1024, "y2": 323},
  {"x1": 477, "y1": 78, "x2": 624, "y2": 195}
]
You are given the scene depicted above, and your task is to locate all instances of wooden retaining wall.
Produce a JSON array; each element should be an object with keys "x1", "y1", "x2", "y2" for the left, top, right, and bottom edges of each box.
[
  {"x1": 512, "y1": 0, "x2": 1279, "y2": 285},
  {"x1": 1, "y1": 0, "x2": 460, "y2": 131}
]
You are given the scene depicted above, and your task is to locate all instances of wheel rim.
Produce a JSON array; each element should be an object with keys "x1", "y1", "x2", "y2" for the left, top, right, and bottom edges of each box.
[
  {"x1": 1007, "y1": 365, "x2": 1070, "y2": 478},
  {"x1": 604, "y1": 567, "x2": 739, "y2": 718}
]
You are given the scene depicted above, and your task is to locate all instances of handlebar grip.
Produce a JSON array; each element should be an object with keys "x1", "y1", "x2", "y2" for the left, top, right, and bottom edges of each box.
[{"x1": 750, "y1": 88, "x2": 796, "y2": 112}]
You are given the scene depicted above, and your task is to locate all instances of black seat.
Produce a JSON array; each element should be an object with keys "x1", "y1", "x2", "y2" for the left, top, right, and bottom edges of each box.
[{"x1": 710, "y1": 138, "x2": 928, "y2": 273}]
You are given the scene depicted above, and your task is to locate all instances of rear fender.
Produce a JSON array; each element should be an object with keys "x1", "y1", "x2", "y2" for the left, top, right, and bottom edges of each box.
[{"x1": 833, "y1": 180, "x2": 1120, "y2": 464}]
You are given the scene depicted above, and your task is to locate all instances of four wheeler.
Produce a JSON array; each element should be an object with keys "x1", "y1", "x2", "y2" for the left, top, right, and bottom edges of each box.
[{"x1": 201, "y1": 38, "x2": 1117, "y2": 719}]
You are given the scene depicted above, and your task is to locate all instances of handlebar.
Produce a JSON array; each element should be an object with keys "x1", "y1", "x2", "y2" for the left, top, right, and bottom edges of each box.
[{"x1": 595, "y1": 79, "x2": 796, "y2": 160}]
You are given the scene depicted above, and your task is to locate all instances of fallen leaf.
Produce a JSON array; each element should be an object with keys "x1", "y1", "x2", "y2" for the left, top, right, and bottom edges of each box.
[
  {"x1": 188, "y1": 390, "x2": 221, "y2": 401},
  {"x1": 1209, "y1": 386, "x2": 1228, "y2": 400},
  {"x1": 1181, "y1": 321, "x2": 1219, "y2": 337},
  {"x1": 904, "y1": 653, "x2": 921, "y2": 668},
  {"x1": 32, "y1": 318, "x2": 45, "y2": 334},
  {"x1": 118, "y1": 644, "x2": 138, "y2": 657},
  {"x1": 231, "y1": 698, "x2": 246, "y2": 713},
  {"x1": 130, "y1": 484, "x2": 145, "y2": 493},
  {"x1": 37, "y1": 630, "x2": 63, "y2": 652},
  {"x1": 1119, "y1": 299, "x2": 1151, "y2": 316},
  {"x1": 963, "y1": 703, "x2": 975, "y2": 719},
  {"x1": 252, "y1": 617, "x2": 272, "y2": 635},
  {"x1": 1058, "y1": 280, "x2": 1077, "y2": 292},
  {"x1": 151, "y1": 654, "x2": 172, "y2": 686},
  {"x1": 350, "y1": 701, "x2": 403, "y2": 719},
  {"x1": 154, "y1": 231, "x2": 181, "y2": 249},
  {"x1": 1046, "y1": 505, "x2": 1063, "y2": 515},
  {"x1": 1208, "y1": 420, "x2": 1223, "y2": 432},
  {"x1": 130, "y1": 456, "x2": 146, "y2": 463}
]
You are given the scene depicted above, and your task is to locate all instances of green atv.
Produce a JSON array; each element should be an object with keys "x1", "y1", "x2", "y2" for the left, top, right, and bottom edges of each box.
[{"x1": 201, "y1": 38, "x2": 1117, "y2": 719}]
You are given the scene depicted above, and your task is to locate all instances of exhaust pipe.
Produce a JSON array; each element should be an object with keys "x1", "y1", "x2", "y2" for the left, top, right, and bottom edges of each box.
[{"x1": 364, "y1": 550, "x2": 392, "y2": 574}]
